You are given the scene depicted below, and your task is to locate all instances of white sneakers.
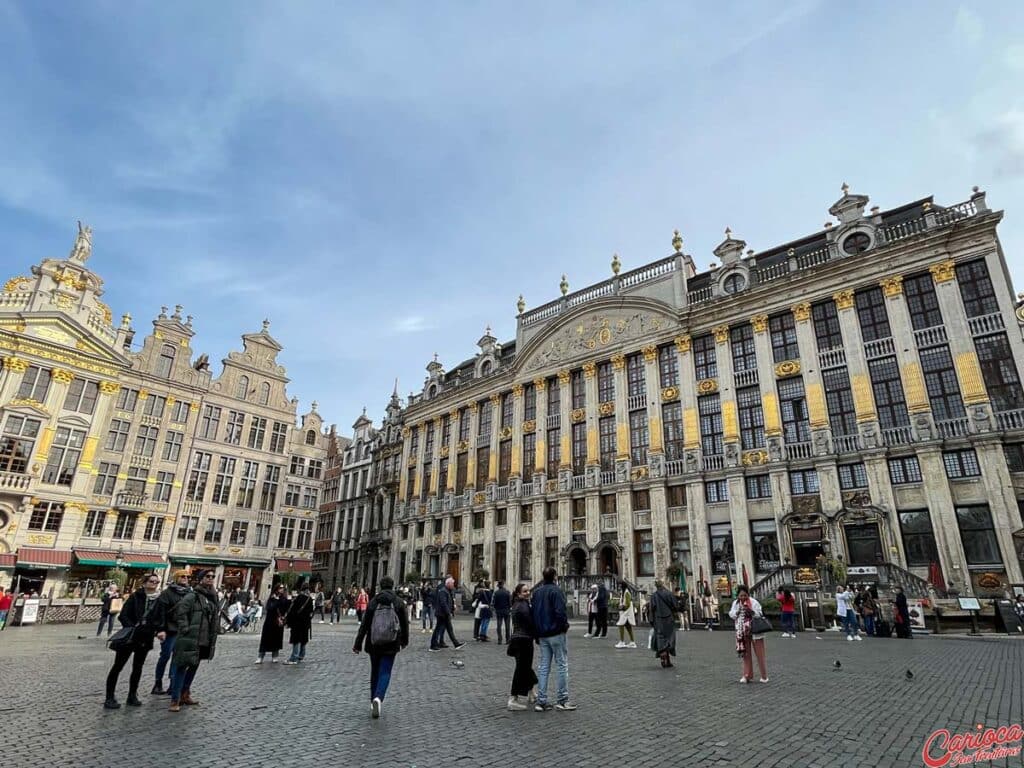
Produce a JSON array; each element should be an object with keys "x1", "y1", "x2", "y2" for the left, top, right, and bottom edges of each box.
[
  {"x1": 627, "y1": 642, "x2": 637, "y2": 648},
  {"x1": 583, "y1": 633, "x2": 592, "y2": 638},
  {"x1": 254, "y1": 658, "x2": 262, "y2": 665},
  {"x1": 780, "y1": 632, "x2": 797, "y2": 638},
  {"x1": 760, "y1": 677, "x2": 769, "y2": 684},
  {"x1": 371, "y1": 697, "x2": 382, "y2": 719},
  {"x1": 739, "y1": 676, "x2": 748, "y2": 683},
  {"x1": 614, "y1": 641, "x2": 626, "y2": 648},
  {"x1": 855, "y1": 635, "x2": 862, "y2": 642},
  {"x1": 507, "y1": 696, "x2": 528, "y2": 711}
]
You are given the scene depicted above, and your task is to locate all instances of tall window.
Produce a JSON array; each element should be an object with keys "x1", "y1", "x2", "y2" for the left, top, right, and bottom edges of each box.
[
  {"x1": 635, "y1": 530, "x2": 654, "y2": 576},
  {"x1": 459, "y1": 408, "x2": 471, "y2": 442},
  {"x1": 751, "y1": 520, "x2": 781, "y2": 573},
  {"x1": 199, "y1": 405, "x2": 221, "y2": 439},
  {"x1": 154, "y1": 471, "x2": 174, "y2": 502},
  {"x1": 658, "y1": 345, "x2": 679, "y2": 388},
  {"x1": 83, "y1": 509, "x2": 106, "y2": 537},
  {"x1": 230, "y1": 521, "x2": 249, "y2": 545},
  {"x1": 425, "y1": 421, "x2": 436, "y2": 455},
  {"x1": 822, "y1": 368, "x2": 857, "y2": 437},
  {"x1": 247, "y1": 417, "x2": 267, "y2": 450},
  {"x1": 156, "y1": 344, "x2": 176, "y2": 378},
  {"x1": 476, "y1": 446, "x2": 489, "y2": 488},
  {"x1": 769, "y1": 312, "x2": 799, "y2": 362},
  {"x1": 572, "y1": 422, "x2": 586, "y2": 474},
  {"x1": 93, "y1": 461, "x2": 119, "y2": 495},
  {"x1": 177, "y1": 516, "x2": 199, "y2": 541},
  {"x1": 170, "y1": 400, "x2": 189, "y2": 423},
  {"x1": 28, "y1": 501, "x2": 63, "y2": 532},
  {"x1": 522, "y1": 433, "x2": 536, "y2": 476},
  {"x1": 519, "y1": 539, "x2": 533, "y2": 581},
  {"x1": 693, "y1": 334, "x2": 717, "y2": 380},
  {"x1": 441, "y1": 414, "x2": 452, "y2": 445},
  {"x1": 730, "y1": 324, "x2": 757, "y2": 373},
  {"x1": 277, "y1": 518, "x2": 296, "y2": 548},
  {"x1": 269, "y1": 422, "x2": 288, "y2": 453},
  {"x1": 956, "y1": 260, "x2": 999, "y2": 318},
  {"x1": 255, "y1": 523, "x2": 271, "y2": 547},
  {"x1": 698, "y1": 394, "x2": 723, "y2": 456},
  {"x1": 133, "y1": 425, "x2": 159, "y2": 457},
  {"x1": 662, "y1": 401, "x2": 685, "y2": 461},
  {"x1": 736, "y1": 386, "x2": 764, "y2": 450},
  {"x1": 478, "y1": 399, "x2": 492, "y2": 437},
  {"x1": 547, "y1": 376, "x2": 561, "y2": 412},
  {"x1": 955, "y1": 505, "x2": 1002, "y2": 566},
  {"x1": 297, "y1": 519, "x2": 314, "y2": 549},
  {"x1": 113, "y1": 512, "x2": 137, "y2": 540},
  {"x1": 598, "y1": 416, "x2": 615, "y2": 471},
  {"x1": 975, "y1": 334, "x2": 1024, "y2": 412},
  {"x1": 42, "y1": 426, "x2": 85, "y2": 485},
  {"x1": 709, "y1": 523, "x2": 734, "y2": 574},
  {"x1": 778, "y1": 377, "x2": 810, "y2": 443},
  {"x1": 571, "y1": 370, "x2": 585, "y2": 409},
  {"x1": 259, "y1": 382, "x2": 271, "y2": 406},
  {"x1": 546, "y1": 429, "x2": 560, "y2": 477},
  {"x1": 0, "y1": 414, "x2": 40, "y2": 474},
  {"x1": 236, "y1": 460, "x2": 259, "y2": 507},
  {"x1": 670, "y1": 527, "x2": 692, "y2": 576},
  {"x1": 235, "y1": 375, "x2": 250, "y2": 400},
  {"x1": 455, "y1": 452, "x2": 468, "y2": 494},
  {"x1": 904, "y1": 273, "x2": 943, "y2": 329},
  {"x1": 143, "y1": 516, "x2": 165, "y2": 542},
  {"x1": 629, "y1": 410, "x2": 649, "y2": 466},
  {"x1": 62, "y1": 378, "x2": 98, "y2": 415},
  {"x1": 868, "y1": 357, "x2": 909, "y2": 429},
  {"x1": 125, "y1": 465, "x2": 147, "y2": 495},
  {"x1": 812, "y1": 300, "x2": 844, "y2": 351},
  {"x1": 212, "y1": 457, "x2": 236, "y2": 504},
  {"x1": 17, "y1": 366, "x2": 51, "y2": 402},
  {"x1": 422, "y1": 462, "x2": 433, "y2": 500},
  {"x1": 898, "y1": 510, "x2": 939, "y2": 567},
  {"x1": 597, "y1": 362, "x2": 614, "y2": 403},
  {"x1": 626, "y1": 354, "x2": 645, "y2": 398},
  {"x1": 499, "y1": 440, "x2": 512, "y2": 484},
  {"x1": 225, "y1": 411, "x2": 245, "y2": 444},
  {"x1": 105, "y1": 419, "x2": 130, "y2": 451},
  {"x1": 920, "y1": 347, "x2": 965, "y2": 421},
  {"x1": 501, "y1": 392, "x2": 514, "y2": 428},
  {"x1": 438, "y1": 456, "x2": 449, "y2": 490},
  {"x1": 523, "y1": 384, "x2": 536, "y2": 421},
  {"x1": 187, "y1": 452, "x2": 212, "y2": 500},
  {"x1": 855, "y1": 287, "x2": 891, "y2": 341},
  {"x1": 116, "y1": 387, "x2": 139, "y2": 412},
  {"x1": 143, "y1": 394, "x2": 166, "y2": 418}
]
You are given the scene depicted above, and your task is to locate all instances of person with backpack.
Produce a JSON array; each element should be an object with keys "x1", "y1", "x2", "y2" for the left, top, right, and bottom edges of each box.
[
  {"x1": 353, "y1": 576, "x2": 409, "y2": 719},
  {"x1": 284, "y1": 580, "x2": 315, "y2": 664}
]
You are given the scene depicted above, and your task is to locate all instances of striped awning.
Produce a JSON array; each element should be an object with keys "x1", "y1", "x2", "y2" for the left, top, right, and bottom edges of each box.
[
  {"x1": 0, "y1": 553, "x2": 16, "y2": 569},
  {"x1": 17, "y1": 548, "x2": 73, "y2": 569},
  {"x1": 73, "y1": 550, "x2": 166, "y2": 568}
]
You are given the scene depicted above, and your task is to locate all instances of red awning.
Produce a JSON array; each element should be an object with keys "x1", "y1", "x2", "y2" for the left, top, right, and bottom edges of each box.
[
  {"x1": 0, "y1": 553, "x2": 16, "y2": 568},
  {"x1": 275, "y1": 558, "x2": 313, "y2": 572},
  {"x1": 126, "y1": 552, "x2": 166, "y2": 566},
  {"x1": 18, "y1": 548, "x2": 73, "y2": 568}
]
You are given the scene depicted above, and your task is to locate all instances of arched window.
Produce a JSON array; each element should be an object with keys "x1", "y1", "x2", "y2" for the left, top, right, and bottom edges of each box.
[
  {"x1": 480, "y1": 359, "x2": 493, "y2": 376},
  {"x1": 305, "y1": 429, "x2": 316, "y2": 445},
  {"x1": 236, "y1": 375, "x2": 249, "y2": 400},
  {"x1": 259, "y1": 382, "x2": 271, "y2": 405},
  {"x1": 156, "y1": 344, "x2": 176, "y2": 378},
  {"x1": 723, "y1": 273, "x2": 746, "y2": 295}
]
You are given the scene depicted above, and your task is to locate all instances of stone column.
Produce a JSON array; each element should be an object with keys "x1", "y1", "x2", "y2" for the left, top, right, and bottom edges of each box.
[
  {"x1": 412, "y1": 422, "x2": 427, "y2": 507},
  {"x1": 833, "y1": 290, "x2": 882, "y2": 448},
  {"x1": 642, "y1": 345, "x2": 665, "y2": 478},
  {"x1": 616, "y1": 487, "x2": 634, "y2": 579},
  {"x1": 675, "y1": 336, "x2": 701, "y2": 473},
  {"x1": 0, "y1": 356, "x2": 31, "y2": 403},
  {"x1": 585, "y1": 493, "x2": 600, "y2": 554},
  {"x1": 861, "y1": 455, "x2": 904, "y2": 565},
  {"x1": 510, "y1": 384, "x2": 524, "y2": 496},
  {"x1": 686, "y1": 483, "x2": 711, "y2": 589},
  {"x1": 650, "y1": 484, "x2": 670, "y2": 580},
  {"x1": 751, "y1": 315, "x2": 784, "y2": 463},
  {"x1": 726, "y1": 475, "x2": 753, "y2": 581},
  {"x1": 429, "y1": 420, "x2": 443, "y2": 499},
  {"x1": 880, "y1": 276, "x2": 935, "y2": 440},
  {"x1": 488, "y1": 394, "x2": 501, "y2": 497},
  {"x1": 611, "y1": 354, "x2": 630, "y2": 483},
  {"x1": 792, "y1": 303, "x2": 833, "y2": 455},
  {"x1": 927, "y1": 259, "x2": 996, "y2": 431},
  {"x1": 974, "y1": 440, "x2": 1024, "y2": 584},
  {"x1": 583, "y1": 362, "x2": 600, "y2": 487},
  {"x1": 398, "y1": 425, "x2": 412, "y2": 504},
  {"x1": 768, "y1": 468, "x2": 794, "y2": 561},
  {"x1": 445, "y1": 408, "x2": 459, "y2": 499},
  {"x1": 531, "y1": 500, "x2": 544, "y2": 580},
  {"x1": 533, "y1": 378, "x2": 547, "y2": 488},
  {"x1": 466, "y1": 402, "x2": 480, "y2": 493},
  {"x1": 557, "y1": 370, "x2": 573, "y2": 490},
  {"x1": 712, "y1": 325, "x2": 739, "y2": 467},
  {"x1": 914, "y1": 447, "x2": 968, "y2": 580}
]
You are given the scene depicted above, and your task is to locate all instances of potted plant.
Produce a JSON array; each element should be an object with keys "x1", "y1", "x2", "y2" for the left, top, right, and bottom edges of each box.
[
  {"x1": 403, "y1": 569, "x2": 422, "y2": 585},
  {"x1": 470, "y1": 567, "x2": 490, "y2": 583}
]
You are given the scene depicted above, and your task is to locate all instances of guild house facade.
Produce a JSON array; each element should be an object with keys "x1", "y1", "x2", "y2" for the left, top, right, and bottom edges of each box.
[
  {"x1": 387, "y1": 186, "x2": 1024, "y2": 598},
  {"x1": 0, "y1": 225, "x2": 329, "y2": 596}
]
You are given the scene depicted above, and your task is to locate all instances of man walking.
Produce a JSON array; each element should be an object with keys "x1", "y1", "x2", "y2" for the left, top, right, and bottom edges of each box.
[
  {"x1": 531, "y1": 567, "x2": 576, "y2": 711},
  {"x1": 353, "y1": 576, "x2": 409, "y2": 719},
  {"x1": 331, "y1": 587, "x2": 345, "y2": 624},
  {"x1": 492, "y1": 581, "x2": 512, "y2": 644},
  {"x1": 419, "y1": 580, "x2": 435, "y2": 634},
  {"x1": 150, "y1": 570, "x2": 191, "y2": 695},
  {"x1": 429, "y1": 577, "x2": 465, "y2": 651},
  {"x1": 594, "y1": 582, "x2": 609, "y2": 638}
]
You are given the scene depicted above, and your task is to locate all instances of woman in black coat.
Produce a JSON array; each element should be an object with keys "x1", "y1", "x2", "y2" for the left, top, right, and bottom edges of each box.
[
  {"x1": 103, "y1": 574, "x2": 161, "y2": 709},
  {"x1": 353, "y1": 576, "x2": 409, "y2": 718},
  {"x1": 284, "y1": 581, "x2": 314, "y2": 664},
  {"x1": 257, "y1": 583, "x2": 289, "y2": 663},
  {"x1": 506, "y1": 583, "x2": 538, "y2": 711}
]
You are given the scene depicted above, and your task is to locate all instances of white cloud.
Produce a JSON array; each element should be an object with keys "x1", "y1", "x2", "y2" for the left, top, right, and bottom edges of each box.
[
  {"x1": 393, "y1": 315, "x2": 435, "y2": 333},
  {"x1": 973, "y1": 109, "x2": 1024, "y2": 179},
  {"x1": 954, "y1": 6, "x2": 983, "y2": 46}
]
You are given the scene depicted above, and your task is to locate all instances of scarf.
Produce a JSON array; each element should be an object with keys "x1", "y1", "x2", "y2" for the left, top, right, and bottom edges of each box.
[{"x1": 734, "y1": 598, "x2": 753, "y2": 656}]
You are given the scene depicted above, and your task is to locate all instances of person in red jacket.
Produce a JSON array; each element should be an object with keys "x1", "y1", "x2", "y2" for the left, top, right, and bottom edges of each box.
[
  {"x1": 776, "y1": 589, "x2": 797, "y2": 637},
  {"x1": 0, "y1": 588, "x2": 13, "y2": 629}
]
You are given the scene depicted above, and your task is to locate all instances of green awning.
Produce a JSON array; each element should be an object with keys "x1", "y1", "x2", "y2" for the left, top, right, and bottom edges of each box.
[
  {"x1": 222, "y1": 560, "x2": 272, "y2": 569},
  {"x1": 168, "y1": 556, "x2": 223, "y2": 566},
  {"x1": 76, "y1": 557, "x2": 117, "y2": 567}
]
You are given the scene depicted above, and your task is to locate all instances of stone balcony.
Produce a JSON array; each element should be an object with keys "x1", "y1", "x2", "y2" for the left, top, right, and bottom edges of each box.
[{"x1": 0, "y1": 470, "x2": 31, "y2": 493}]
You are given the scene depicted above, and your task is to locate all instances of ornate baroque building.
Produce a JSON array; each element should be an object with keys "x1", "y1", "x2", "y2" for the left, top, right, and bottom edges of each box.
[
  {"x1": 0, "y1": 225, "x2": 329, "y2": 596},
  {"x1": 387, "y1": 186, "x2": 1024, "y2": 598}
]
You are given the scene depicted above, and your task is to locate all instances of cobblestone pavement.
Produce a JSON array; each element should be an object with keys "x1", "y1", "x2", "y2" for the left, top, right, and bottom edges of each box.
[{"x1": 2, "y1": 618, "x2": 1022, "y2": 768}]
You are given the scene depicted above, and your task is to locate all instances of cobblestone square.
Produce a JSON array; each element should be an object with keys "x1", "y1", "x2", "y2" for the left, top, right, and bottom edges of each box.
[{"x1": 2, "y1": 618, "x2": 1022, "y2": 768}]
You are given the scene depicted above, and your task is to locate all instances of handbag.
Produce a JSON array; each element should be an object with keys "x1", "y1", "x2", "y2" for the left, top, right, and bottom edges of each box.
[
  {"x1": 751, "y1": 615, "x2": 773, "y2": 635},
  {"x1": 108, "y1": 597, "x2": 124, "y2": 614},
  {"x1": 108, "y1": 625, "x2": 136, "y2": 652}
]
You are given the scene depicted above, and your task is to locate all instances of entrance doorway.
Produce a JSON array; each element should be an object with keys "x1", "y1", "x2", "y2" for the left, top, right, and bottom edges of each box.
[
  {"x1": 598, "y1": 545, "x2": 619, "y2": 575},
  {"x1": 448, "y1": 553, "x2": 460, "y2": 585},
  {"x1": 845, "y1": 523, "x2": 883, "y2": 565},
  {"x1": 791, "y1": 526, "x2": 825, "y2": 567},
  {"x1": 569, "y1": 548, "x2": 587, "y2": 575}
]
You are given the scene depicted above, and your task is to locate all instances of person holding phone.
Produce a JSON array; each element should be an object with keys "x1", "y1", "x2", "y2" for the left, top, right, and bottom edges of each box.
[{"x1": 729, "y1": 584, "x2": 769, "y2": 684}]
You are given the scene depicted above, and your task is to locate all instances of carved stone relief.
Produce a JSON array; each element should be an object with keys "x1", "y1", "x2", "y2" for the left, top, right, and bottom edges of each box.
[{"x1": 522, "y1": 310, "x2": 676, "y2": 372}]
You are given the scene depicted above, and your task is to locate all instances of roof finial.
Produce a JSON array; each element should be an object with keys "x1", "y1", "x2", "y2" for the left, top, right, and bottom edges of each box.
[
  {"x1": 485, "y1": 324, "x2": 492, "y2": 337},
  {"x1": 433, "y1": 352, "x2": 439, "y2": 363},
  {"x1": 671, "y1": 229, "x2": 683, "y2": 253},
  {"x1": 724, "y1": 227, "x2": 732, "y2": 240},
  {"x1": 560, "y1": 274, "x2": 569, "y2": 296},
  {"x1": 841, "y1": 181, "x2": 850, "y2": 195},
  {"x1": 516, "y1": 294, "x2": 525, "y2": 315},
  {"x1": 311, "y1": 400, "x2": 318, "y2": 412},
  {"x1": 262, "y1": 318, "x2": 270, "y2": 332},
  {"x1": 392, "y1": 378, "x2": 399, "y2": 396},
  {"x1": 611, "y1": 253, "x2": 621, "y2": 276}
]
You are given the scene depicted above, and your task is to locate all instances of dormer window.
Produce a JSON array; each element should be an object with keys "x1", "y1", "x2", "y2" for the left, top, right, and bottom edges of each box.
[
  {"x1": 236, "y1": 375, "x2": 249, "y2": 400},
  {"x1": 259, "y1": 382, "x2": 271, "y2": 406},
  {"x1": 842, "y1": 232, "x2": 871, "y2": 255},
  {"x1": 723, "y1": 273, "x2": 746, "y2": 294},
  {"x1": 305, "y1": 429, "x2": 317, "y2": 445},
  {"x1": 156, "y1": 344, "x2": 176, "y2": 378}
]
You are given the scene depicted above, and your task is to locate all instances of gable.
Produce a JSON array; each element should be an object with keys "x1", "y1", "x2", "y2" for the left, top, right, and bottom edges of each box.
[{"x1": 0, "y1": 315, "x2": 130, "y2": 378}]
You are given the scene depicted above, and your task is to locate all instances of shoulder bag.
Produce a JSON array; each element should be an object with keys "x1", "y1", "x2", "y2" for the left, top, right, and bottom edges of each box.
[{"x1": 750, "y1": 615, "x2": 773, "y2": 635}]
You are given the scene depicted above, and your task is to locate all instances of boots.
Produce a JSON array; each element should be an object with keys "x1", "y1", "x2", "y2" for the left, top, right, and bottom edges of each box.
[
  {"x1": 168, "y1": 700, "x2": 181, "y2": 712},
  {"x1": 126, "y1": 692, "x2": 142, "y2": 707},
  {"x1": 103, "y1": 697, "x2": 120, "y2": 709},
  {"x1": 180, "y1": 689, "x2": 199, "y2": 706}
]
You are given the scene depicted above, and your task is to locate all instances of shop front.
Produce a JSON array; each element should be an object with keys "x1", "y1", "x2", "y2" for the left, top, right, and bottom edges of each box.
[
  {"x1": 14, "y1": 547, "x2": 73, "y2": 595},
  {"x1": 68, "y1": 549, "x2": 168, "y2": 594},
  {"x1": 221, "y1": 560, "x2": 271, "y2": 597},
  {"x1": 273, "y1": 557, "x2": 312, "y2": 590}
]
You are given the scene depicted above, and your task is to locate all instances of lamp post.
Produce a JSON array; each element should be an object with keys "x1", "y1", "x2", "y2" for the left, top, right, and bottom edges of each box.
[{"x1": 115, "y1": 547, "x2": 125, "y2": 570}]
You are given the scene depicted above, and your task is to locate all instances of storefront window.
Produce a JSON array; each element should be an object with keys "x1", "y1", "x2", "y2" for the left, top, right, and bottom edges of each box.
[
  {"x1": 751, "y1": 521, "x2": 780, "y2": 574},
  {"x1": 709, "y1": 523, "x2": 733, "y2": 576}
]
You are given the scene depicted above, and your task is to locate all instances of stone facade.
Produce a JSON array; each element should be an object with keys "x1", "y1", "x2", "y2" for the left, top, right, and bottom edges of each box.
[
  {"x1": 388, "y1": 186, "x2": 1024, "y2": 598},
  {"x1": 0, "y1": 225, "x2": 329, "y2": 597}
]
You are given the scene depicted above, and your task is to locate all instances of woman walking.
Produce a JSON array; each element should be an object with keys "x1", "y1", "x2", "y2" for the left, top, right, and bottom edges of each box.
[
  {"x1": 776, "y1": 588, "x2": 797, "y2": 637},
  {"x1": 352, "y1": 576, "x2": 409, "y2": 719},
  {"x1": 615, "y1": 588, "x2": 637, "y2": 649},
  {"x1": 702, "y1": 588, "x2": 718, "y2": 631},
  {"x1": 650, "y1": 580, "x2": 679, "y2": 668},
  {"x1": 355, "y1": 588, "x2": 369, "y2": 622},
  {"x1": 860, "y1": 588, "x2": 877, "y2": 637},
  {"x1": 506, "y1": 583, "x2": 538, "y2": 710},
  {"x1": 892, "y1": 586, "x2": 912, "y2": 639},
  {"x1": 103, "y1": 573, "x2": 161, "y2": 709},
  {"x1": 583, "y1": 585, "x2": 598, "y2": 638},
  {"x1": 169, "y1": 569, "x2": 219, "y2": 711},
  {"x1": 96, "y1": 584, "x2": 121, "y2": 637},
  {"x1": 284, "y1": 580, "x2": 315, "y2": 664},
  {"x1": 729, "y1": 584, "x2": 769, "y2": 684},
  {"x1": 256, "y1": 583, "x2": 289, "y2": 663}
]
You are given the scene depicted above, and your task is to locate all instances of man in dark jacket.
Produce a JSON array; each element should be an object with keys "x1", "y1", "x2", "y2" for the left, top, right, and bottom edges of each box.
[
  {"x1": 168, "y1": 569, "x2": 219, "y2": 712},
  {"x1": 530, "y1": 567, "x2": 576, "y2": 712},
  {"x1": 594, "y1": 582, "x2": 609, "y2": 638},
  {"x1": 492, "y1": 581, "x2": 512, "y2": 644},
  {"x1": 353, "y1": 576, "x2": 409, "y2": 719},
  {"x1": 150, "y1": 570, "x2": 191, "y2": 695},
  {"x1": 429, "y1": 577, "x2": 465, "y2": 651},
  {"x1": 419, "y1": 581, "x2": 435, "y2": 633}
]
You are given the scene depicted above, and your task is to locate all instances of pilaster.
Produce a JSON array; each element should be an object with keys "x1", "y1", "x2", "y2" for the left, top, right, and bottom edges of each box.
[
  {"x1": 642, "y1": 345, "x2": 664, "y2": 478},
  {"x1": 834, "y1": 290, "x2": 882, "y2": 448},
  {"x1": 792, "y1": 302, "x2": 833, "y2": 456},
  {"x1": 675, "y1": 335, "x2": 701, "y2": 472},
  {"x1": 881, "y1": 275, "x2": 935, "y2": 440},
  {"x1": 713, "y1": 324, "x2": 739, "y2": 467},
  {"x1": 726, "y1": 475, "x2": 753, "y2": 582}
]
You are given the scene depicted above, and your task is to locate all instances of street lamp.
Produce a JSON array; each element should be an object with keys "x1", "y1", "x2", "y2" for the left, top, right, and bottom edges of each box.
[{"x1": 115, "y1": 547, "x2": 125, "y2": 570}]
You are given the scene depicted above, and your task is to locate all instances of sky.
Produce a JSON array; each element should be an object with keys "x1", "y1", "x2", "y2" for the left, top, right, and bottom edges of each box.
[{"x1": 1, "y1": 2, "x2": 1022, "y2": 434}]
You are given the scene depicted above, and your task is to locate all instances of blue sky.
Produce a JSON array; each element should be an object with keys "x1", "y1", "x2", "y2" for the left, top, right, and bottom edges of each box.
[{"x1": 2, "y1": 2, "x2": 1022, "y2": 433}]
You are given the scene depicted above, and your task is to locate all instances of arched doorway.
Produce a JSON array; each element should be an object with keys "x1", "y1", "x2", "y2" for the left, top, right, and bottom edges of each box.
[
  {"x1": 598, "y1": 542, "x2": 620, "y2": 575},
  {"x1": 569, "y1": 548, "x2": 587, "y2": 575}
]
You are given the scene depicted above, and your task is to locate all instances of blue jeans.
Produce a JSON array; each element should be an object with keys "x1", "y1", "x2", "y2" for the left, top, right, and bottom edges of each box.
[
  {"x1": 537, "y1": 634, "x2": 569, "y2": 705},
  {"x1": 781, "y1": 612, "x2": 796, "y2": 634},
  {"x1": 843, "y1": 609, "x2": 858, "y2": 636},
  {"x1": 155, "y1": 634, "x2": 177, "y2": 684},
  {"x1": 289, "y1": 643, "x2": 306, "y2": 661},
  {"x1": 0, "y1": 609, "x2": 8, "y2": 627},
  {"x1": 332, "y1": 605, "x2": 341, "y2": 623},
  {"x1": 421, "y1": 604, "x2": 434, "y2": 629},
  {"x1": 96, "y1": 613, "x2": 115, "y2": 636},
  {"x1": 479, "y1": 615, "x2": 491, "y2": 638},
  {"x1": 169, "y1": 664, "x2": 197, "y2": 702},
  {"x1": 863, "y1": 614, "x2": 875, "y2": 635},
  {"x1": 370, "y1": 653, "x2": 396, "y2": 700}
]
